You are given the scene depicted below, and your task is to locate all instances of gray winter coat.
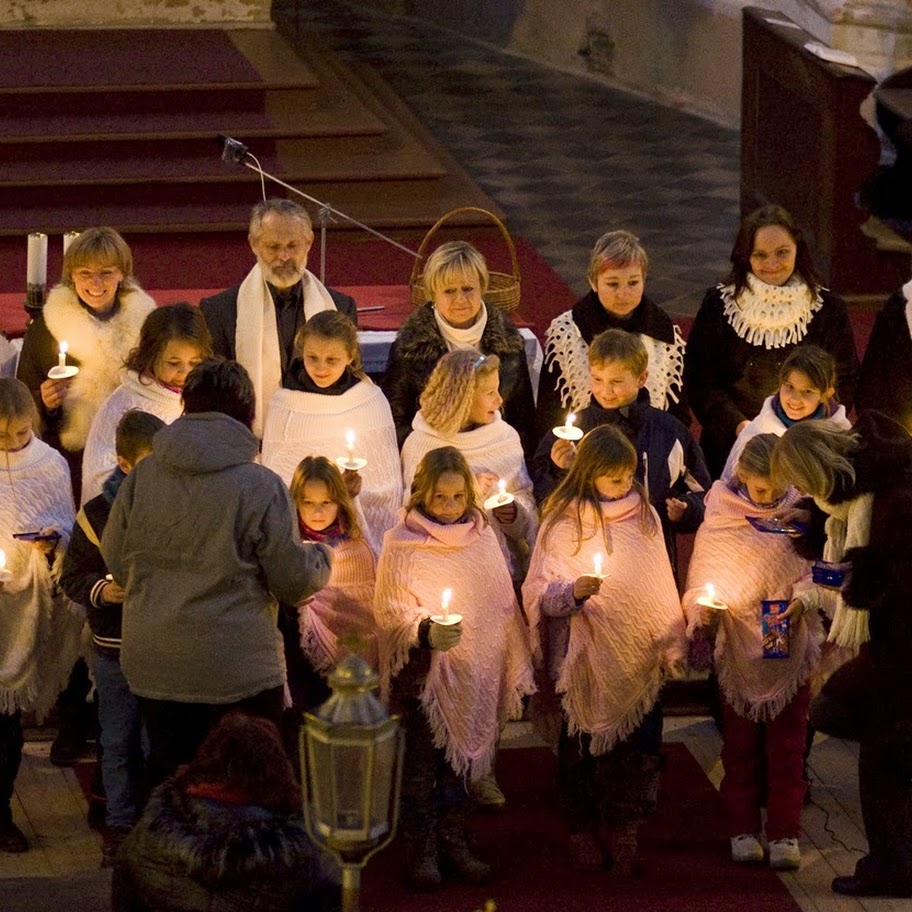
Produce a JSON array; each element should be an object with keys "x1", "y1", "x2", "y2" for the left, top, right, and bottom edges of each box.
[{"x1": 101, "y1": 412, "x2": 331, "y2": 704}]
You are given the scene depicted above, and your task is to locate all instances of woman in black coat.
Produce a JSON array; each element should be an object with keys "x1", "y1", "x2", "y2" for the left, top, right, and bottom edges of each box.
[
  {"x1": 772, "y1": 414, "x2": 912, "y2": 898},
  {"x1": 685, "y1": 205, "x2": 858, "y2": 477},
  {"x1": 381, "y1": 241, "x2": 536, "y2": 457}
]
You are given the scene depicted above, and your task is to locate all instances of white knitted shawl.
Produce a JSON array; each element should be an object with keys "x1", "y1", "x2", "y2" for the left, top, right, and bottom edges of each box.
[
  {"x1": 42, "y1": 284, "x2": 157, "y2": 451},
  {"x1": 683, "y1": 481, "x2": 819, "y2": 721},
  {"x1": 401, "y1": 412, "x2": 538, "y2": 578},
  {"x1": 543, "y1": 309, "x2": 685, "y2": 414},
  {"x1": 0, "y1": 437, "x2": 83, "y2": 716},
  {"x1": 81, "y1": 370, "x2": 183, "y2": 505},
  {"x1": 522, "y1": 492, "x2": 686, "y2": 755},
  {"x1": 261, "y1": 380, "x2": 402, "y2": 556},
  {"x1": 298, "y1": 537, "x2": 377, "y2": 673},
  {"x1": 234, "y1": 264, "x2": 335, "y2": 437},
  {"x1": 374, "y1": 508, "x2": 534, "y2": 779},
  {"x1": 719, "y1": 274, "x2": 823, "y2": 349},
  {"x1": 720, "y1": 395, "x2": 851, "y2": 482}
]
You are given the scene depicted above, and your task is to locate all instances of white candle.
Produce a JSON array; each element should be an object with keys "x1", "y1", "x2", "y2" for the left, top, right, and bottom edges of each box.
[
  {"x1": 345, "y1": 429, "x2": 356, "y2": 462},
  {"x1": 57, "y1": 341, "x2": 68, "y2": 370},
  {"x1": 593, "y1": 552, "x2": 603, "y2": 577},
  {"x1": 441, "y1": 587, "x2": 452, "y2": 623},
  {"x1": 27, "y1": 233, "x2": 48, "y2": 286},
  {"x1": 0, "y1": 549, "x2": 5, "y2": 570},
  {"x1": 0, "y1": 549, "x2": 9, "y2": 583},
  {"x1": 63, "y1": 231, "x2": 80, "y2": 255},
  {"x1": 565, "y1": 412, "x2": 576, "y2": 433},
  {"x1": 497, "y1": 479, "x2": 507, "y2": 503}
]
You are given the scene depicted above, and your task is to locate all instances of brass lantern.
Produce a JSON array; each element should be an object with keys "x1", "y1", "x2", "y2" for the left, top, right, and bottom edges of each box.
[{"x1": 300, "y1": 655, "x2": 404, "y2": 912}]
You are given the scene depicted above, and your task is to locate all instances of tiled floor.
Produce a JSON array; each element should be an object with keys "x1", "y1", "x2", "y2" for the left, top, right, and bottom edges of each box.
[{"x1": 277, "y1": 0, "x2": 742, "y2": 317}]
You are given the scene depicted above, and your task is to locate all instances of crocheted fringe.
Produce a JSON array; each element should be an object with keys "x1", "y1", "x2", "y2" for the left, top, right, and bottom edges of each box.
[
  {"x1": 298, "y1": 611, "x2": 335, "y2": 676},
  {"x1": 828, "y1": 605, "x2": 870, "y2": 651},
  {"x1": 421, "y1": 686, "x2": 496, "y2": 781},
  {"x1": 715, "y1": 638, "x2": 819, "y2": 723},
  {"x1": 720, "y1": 283, "x2": 823, "y2": 350},
  {"x1": 561, "y1": 675, "x2": 662, "y2": 758},
  {"x1": 544, "y1": 316, "x2": 590, "y2": 413}
]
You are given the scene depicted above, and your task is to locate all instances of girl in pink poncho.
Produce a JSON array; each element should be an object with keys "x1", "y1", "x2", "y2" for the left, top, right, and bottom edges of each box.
[
  {"x1": 284, "y1": 456, "x2": 376, "y2": 711},
  {"x1": 522, "y1": 425, "x2": 686, "y2": 875},
  {"x1": 375, "y1": 446, "x2": 534, "y2": 891},
  {"x1": 683, "y1": 433, "x2": 818, "y2": 872}
]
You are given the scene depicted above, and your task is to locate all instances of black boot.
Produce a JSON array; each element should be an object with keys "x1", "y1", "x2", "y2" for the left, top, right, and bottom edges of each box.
[
  {"x1": 404, "y1": 830, "x2": 441, "y2": 891},
  {"x1": 438, "y1": 808, "x2": 492, "y2": 885},
  {"x1": 0, "y1": 712, "x2": 26, "y2": 853}
]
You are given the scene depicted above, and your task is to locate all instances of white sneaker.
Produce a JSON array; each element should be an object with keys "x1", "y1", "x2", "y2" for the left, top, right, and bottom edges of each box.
[
  {"x1": 731, "y1": 833, "x2": 764, "y2": 863},
  {"x1": 769, "y1": 837, "x2": 800, "y2": 870}
]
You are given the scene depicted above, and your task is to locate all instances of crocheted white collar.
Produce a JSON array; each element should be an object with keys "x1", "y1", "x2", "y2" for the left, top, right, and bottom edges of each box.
[{"x1": 720, "y1": 274, "x2": 823, "y2": 348}]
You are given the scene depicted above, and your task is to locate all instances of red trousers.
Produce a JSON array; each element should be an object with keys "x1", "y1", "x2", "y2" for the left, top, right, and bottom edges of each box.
[{"x1": 720, "y1": 683, "x2": 810, "y2": 840}]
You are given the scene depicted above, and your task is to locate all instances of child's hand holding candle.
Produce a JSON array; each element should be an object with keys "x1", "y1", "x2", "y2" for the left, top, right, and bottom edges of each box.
[
  {"x1": 483, "y1": 476, "x2": 516, "y2": 513},
  {"x1": 430, "y1": 586, "x2": 462, "y2": 626},
  {"x1": 696, "y1": 582, "x2": 729, "y2": 626}
]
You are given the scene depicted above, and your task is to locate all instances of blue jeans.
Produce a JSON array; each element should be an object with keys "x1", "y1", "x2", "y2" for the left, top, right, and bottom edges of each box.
[{"x1": 92, "y1": 648, "x2": 145, "y2": 830}]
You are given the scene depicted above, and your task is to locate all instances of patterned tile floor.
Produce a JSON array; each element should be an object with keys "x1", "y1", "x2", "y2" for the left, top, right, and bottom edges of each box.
[{"x1": 277, "y1": 0, "x2": 742, "y2": 316}]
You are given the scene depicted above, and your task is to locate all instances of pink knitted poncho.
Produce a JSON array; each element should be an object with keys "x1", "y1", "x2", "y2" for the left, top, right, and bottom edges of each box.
[
  {"x1": 298, "y1": 537, "x2": 377, "y2": 673},
  {"x1": 683, "y1": 480, "x2": 820, "y2": 721},
  {"x1": 522, "y1": 491, "x2": 686, "y2": 755},
  {"x1": 374, "y1": 508, "x2": 534, "y2": 779}
]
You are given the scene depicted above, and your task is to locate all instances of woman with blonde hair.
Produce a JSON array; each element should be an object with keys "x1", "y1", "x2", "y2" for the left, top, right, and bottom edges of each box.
[
  {"x1": 771, "y1": 414, "x2": 912, "y2": 897},
  {"x1": 382, "y1": 240, "x2": 536, "y2": 455},
  {"x1": 401, "y1": 349, "x2": 538, "y2": 583}
]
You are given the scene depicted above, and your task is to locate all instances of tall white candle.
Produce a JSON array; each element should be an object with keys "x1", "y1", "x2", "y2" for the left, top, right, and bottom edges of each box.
[
  {"x1": 63, "y1": 231, "x2": 80, "y2": 255},
  {"x1": 57, "y1": 341, "x2": 68, "y2": 369},
  {"x1": 441, "y1": 588, "x2": 452, "y2": 623},
  {"x1": 345, "y1": 429, "x2": 356, "y2": 462},
  {"x1": 27, "y1": 233, "x2": 48, "y2": 286}
]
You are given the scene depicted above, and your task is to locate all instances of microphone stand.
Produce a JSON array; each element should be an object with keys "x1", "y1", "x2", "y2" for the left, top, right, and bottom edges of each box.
[{"x1": 219, "y1": 135, "x2": 420, "y2": 284}]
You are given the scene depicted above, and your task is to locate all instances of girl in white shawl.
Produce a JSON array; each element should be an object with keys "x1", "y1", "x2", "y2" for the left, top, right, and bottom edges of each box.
[
  {"x1": 262, "y1": 311, "x2": 401, "y2": 556},
  {"x1": 81, "y1": 303, "x2": 212, "y2": 504},
  {"x1": 401, "y1": 349, "x2": 538, "y2": 582},
  {"x1": 0, "y1": 380, "x2": 83, "y2": 853}
]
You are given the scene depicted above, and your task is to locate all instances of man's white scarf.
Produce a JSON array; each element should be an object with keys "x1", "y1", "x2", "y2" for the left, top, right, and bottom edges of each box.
[{"x1": 235, "y1": 264, "x2": 335, "y2": 436}]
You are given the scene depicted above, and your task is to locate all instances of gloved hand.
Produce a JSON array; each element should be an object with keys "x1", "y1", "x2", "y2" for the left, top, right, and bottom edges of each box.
[{"x1": 428, "y1": 620, "x2": 462, "y2": 652}]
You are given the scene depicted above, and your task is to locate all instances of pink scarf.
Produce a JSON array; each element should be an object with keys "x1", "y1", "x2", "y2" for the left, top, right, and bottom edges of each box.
[
  {"x1": 298, "y1": 537, "x2": 377, "y2": 672},
  {"x1": 374, "y1": 508, "x2": 534, "y2": 779},
  {"x1": 683, "y1": 481, "x2": 820, "y2": 721},
  {"x1": 523, "y1": 491, "x2": 685, "y2": 755}
]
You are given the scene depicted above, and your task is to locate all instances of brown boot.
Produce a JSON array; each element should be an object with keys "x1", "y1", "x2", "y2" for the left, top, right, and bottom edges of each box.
[
  {"x1": 569, "y1": 830, "x2": 603, "y2": 871},
  {"x1": 404, "y1": 831, "x2": 441, "y2": 891},
  {"x1": 604, "y1": 821, "x2": 640, "y2": 877},
  {"x1": 438, "y1": 810, "x2": 492, "y2": 884}
]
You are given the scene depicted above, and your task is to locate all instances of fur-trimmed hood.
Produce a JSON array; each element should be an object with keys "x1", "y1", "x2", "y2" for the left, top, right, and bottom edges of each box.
[{"x1": 42, "y1": 284, "x2": 156, "y2": 450}]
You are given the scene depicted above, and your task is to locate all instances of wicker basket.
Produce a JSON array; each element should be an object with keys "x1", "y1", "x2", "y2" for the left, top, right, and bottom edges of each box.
[{"x1": 409, "y1": 206, "x2": 521, "y2": 313}]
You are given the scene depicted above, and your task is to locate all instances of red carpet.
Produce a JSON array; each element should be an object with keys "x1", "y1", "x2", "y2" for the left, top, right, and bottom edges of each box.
[{"x1": 359, "y1": 743, "x2": 802, "y2": 912}]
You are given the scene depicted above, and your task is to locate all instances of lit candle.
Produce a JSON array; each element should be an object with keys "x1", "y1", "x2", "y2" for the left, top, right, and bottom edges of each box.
[
  {"x1": 345, "y1": 429, "x2": 356, "y2": 462},
  {"x1": 0, "y1": 549, "x2": 10, "y2": 583},
  {"x1": 27, "y1": 232, "x2": 48, "y2": 286},
  {"x1": 593, "y1": 552, "x2": 603, "y2": 577},
  {"x1": 553, "y1": 410, "x2": 584, "y2": 441},
  {"x1": 698, "y1": 583, "x2": 728, "y2": 611},
  {"x1": 441, "y1": 588, "x2": 452, "y2": 623},
  {"x1": 497, "y1": 479, "x2": 507, "y2": 503},
  {"x1": 57, "y1": 341, "x2": 68, "y2": 370}
]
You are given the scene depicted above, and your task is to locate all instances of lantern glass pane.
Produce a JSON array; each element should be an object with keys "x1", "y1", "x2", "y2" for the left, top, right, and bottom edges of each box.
[
  {"x1": 370, "y1": 728, "x2": 397, "y2": 833},
  {"x1": 332, "y1": 742, "x2": 369, "y2": 836}
]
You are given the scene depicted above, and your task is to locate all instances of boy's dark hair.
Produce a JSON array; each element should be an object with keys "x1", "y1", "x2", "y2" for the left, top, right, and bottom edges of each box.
[
  {"x1": 115, "y1": 409, "x2": 165, "y2": 465},
  {"x1": 181, "y1": 359, "x2": 256, "y2": 429}
]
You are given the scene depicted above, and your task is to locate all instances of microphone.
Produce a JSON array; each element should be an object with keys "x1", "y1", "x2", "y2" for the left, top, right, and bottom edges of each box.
[{"x1": 219, "y1": 134, "x2": 249, "y2": 164}]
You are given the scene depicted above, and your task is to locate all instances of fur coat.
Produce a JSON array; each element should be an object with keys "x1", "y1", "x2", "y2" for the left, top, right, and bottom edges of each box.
[
  {"x1": 17, "y1": 284, "x2": 156, "y2": 452},
  {"x1": 381, "y1": 301, "x2": 537, "y2": 456}
]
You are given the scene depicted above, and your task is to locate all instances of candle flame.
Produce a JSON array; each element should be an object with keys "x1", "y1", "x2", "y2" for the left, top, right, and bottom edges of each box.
[
  {"x1": 441, "y1": 588, "x2": 452, "y2": 610},
  {"x1": 345, "y1": 429, "x2": 355, "y2": 448},
  {"x1": 593, "y1": 552, "x2": 603, "y2": 576},
  {"x1": 59, "y1": 341, "x2": 68, "y2": 356},
  {"x1": 705, "y1": 583, "x2": 716, "y2": 601},
  {"x1": 0, "y1": 548, "x2": 5, "y2": 570},
  {"x1": 497, "y1": 479, "x2": 507, "y2": 497},
  {"x1": 566, "y1": 412, "x2": 576, "y2": 429}
]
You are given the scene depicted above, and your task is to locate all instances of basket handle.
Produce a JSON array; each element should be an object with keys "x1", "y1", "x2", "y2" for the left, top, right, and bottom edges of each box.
[{"x1": 409, "y1": 206, "x2": 521, "y2": 288}]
